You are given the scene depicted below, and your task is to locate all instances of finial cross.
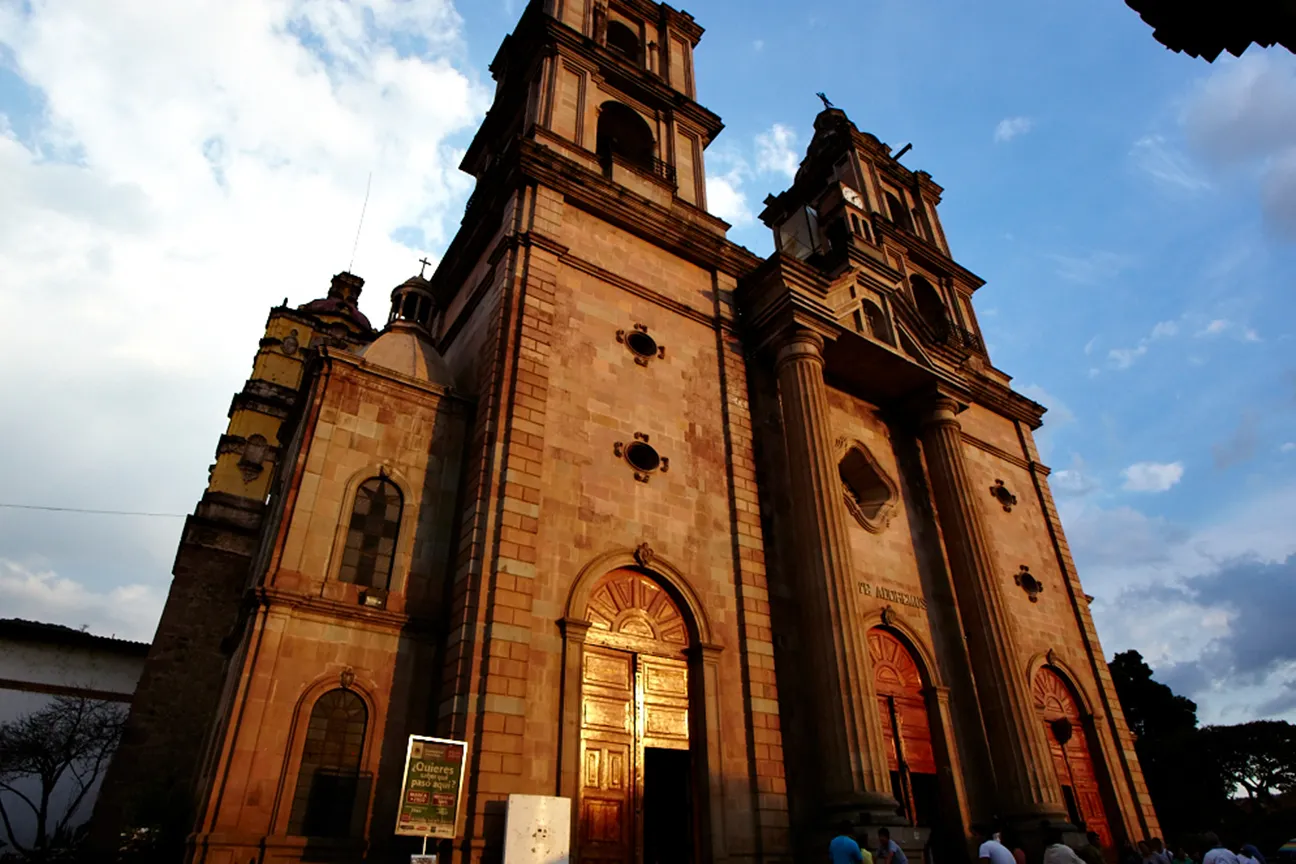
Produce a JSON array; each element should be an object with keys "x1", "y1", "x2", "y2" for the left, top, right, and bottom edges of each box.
[{"x1": 418, "y1": 256, "x2": 431, "y2": 278}]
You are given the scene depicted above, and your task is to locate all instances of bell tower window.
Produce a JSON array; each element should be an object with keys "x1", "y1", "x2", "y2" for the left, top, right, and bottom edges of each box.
[
  {"x1": 885, "y1": 191, "x2": 914, "y2": 232},
  {"x1": 597, "y1": 101, "x2": 656, "y2": 175},
  {"x1": 606, "y1": 20, "x2": 641, "y2": 64},
  {"x1": 338, "y1": 477, "x2": 402, "y2": 590},
  {"x1": 911, "y1": 276, "x2": 948, "y2": 336}
]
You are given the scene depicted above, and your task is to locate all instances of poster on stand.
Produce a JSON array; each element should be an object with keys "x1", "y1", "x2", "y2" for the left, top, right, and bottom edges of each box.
[{"x1": 395, "y1": 735, "x2": 468, "y2": 840}]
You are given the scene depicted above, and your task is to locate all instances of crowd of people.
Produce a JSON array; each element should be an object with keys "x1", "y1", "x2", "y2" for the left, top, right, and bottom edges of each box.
[{"x1": 826, "y1": 823, "x2": 1276, "y2": 864}]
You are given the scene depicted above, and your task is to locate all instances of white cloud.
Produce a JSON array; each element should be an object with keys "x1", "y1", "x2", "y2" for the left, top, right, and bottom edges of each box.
[
  {"x1": 755, "y1": 123, "x2": 799, "y2": 179},
  {"x1": 1048, "y1": 250, "x2": 1133, "y2": 284},
  {"x1": 1106, "y1": 317, "x2": 1179, "y2": 370},
  {"x1": 993, "y1": 116, "x2": 1033, "y2": 143},
  {"x1": 1150, "y1": 320, "x2": 1179, "y2": 339},
  {"x1": 1197, "y1": 318, "x2": 1261, "y2": 342},
  {"x1": 1064, "y1": 483, "x2": 1296, "y2": 722},
  {"x1": 706, "y1": 165, "x2": 753, "y2": 226},
  {"x1": 0, "y1": 559, "x2": 163, "y2": 643},
  {"x1": 1107, "y1": 344, "x2": 1147, "y2": 370},
  {"x1": 0, "y1": 0, "x2": 488, "y2": 624},
  {"x1": 752, "y1": 39, "x2": 764, "y2": 52},
  {"x1": 1130, "y1": 134, "x2": 1211, "y2": 192},
  {"x1": 1051, "y1": 454, "x2": 1099, "y2": 498},
  {"x1": 1281, "y1": 442, "x2": 1296, "y2": 453},
  {"x1": 1182, "y1": 52, "x2": 1296, "y2": 239},
  {"x1": 1121, "y1": 460, "x2": 1185, "y2": 492}
]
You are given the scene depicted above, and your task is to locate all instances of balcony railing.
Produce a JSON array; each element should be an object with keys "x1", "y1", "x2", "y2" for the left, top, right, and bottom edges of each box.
[{"x1": 603, "y1": 150, "x2": 677, "y2": 187}]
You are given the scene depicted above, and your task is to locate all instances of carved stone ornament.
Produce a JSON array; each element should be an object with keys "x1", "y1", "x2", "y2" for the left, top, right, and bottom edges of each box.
[
  {"x1": 339, "y1": 667, "x2": 356, "y2": 690},
  {"x1": 633, "y1": 542, "x2": 655, "y2": 568},
  {"x1": 281, "y1": 329, "x2": 299, "y2": 356},
  {"x1": 614, "y1": 432, "x2": 670, "y2": 483},
  {"x1": 880, "y1": 605, "x2": 896, "y2": 626},
  {"x1": 1046, "y1": 648, "x2": 1059, "y2": 668},
  {"x1": 1014, "y1": 565, "x2": 1043, "y2": 603},
  {"x1": 237, "y1": 434, "x2": 269, "y2": 483},
  {"x1": 989, "y1": 478, "x2": 1017, "y2": 512},
  {"x1": 616, "y1": 323, "x2": 667, "y2": 367},
  {"x1": 835, "y1": 437, "x2": 899, "y2": 533}
]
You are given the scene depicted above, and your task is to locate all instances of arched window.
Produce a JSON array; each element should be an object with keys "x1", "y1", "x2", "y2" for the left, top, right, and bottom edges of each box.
[
  {"x1": 288, "y1": 689, "x2": 368, "y2": 837},
  {"x1": 885, "y1": 191, "x2": 914, "y2": 232},
  {"x1": 596, "y1": 101, "x2": 655, "y2": 173},
  {"x1": 861, "y1": 300, "x2": 893, "y2": 345},
  {"x1": 910, "y1": 276, "x2": 948, "y2": 337},
  {"x1": 338, "y1": 477, "x2": 402, "y2": 589},
  {"x1": 606, "y1": 20, "x2": 640, "y2": 63}
]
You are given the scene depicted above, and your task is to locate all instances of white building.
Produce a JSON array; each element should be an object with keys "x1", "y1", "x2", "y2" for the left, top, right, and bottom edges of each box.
[{"x1": 0, "y1": 619, "x2": 149, "y2": 855}]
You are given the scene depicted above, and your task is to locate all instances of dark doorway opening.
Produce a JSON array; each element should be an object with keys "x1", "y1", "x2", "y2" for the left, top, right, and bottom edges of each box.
[
  {"x1": 643, "y1": 747, "x2": 692, "y2": 864},
  {"x1": 1061, "y1": 785, "x2": 1083, "y2": 828}
]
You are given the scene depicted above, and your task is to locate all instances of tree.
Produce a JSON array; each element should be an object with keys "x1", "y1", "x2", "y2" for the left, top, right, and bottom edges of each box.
[
  {"x1": 1203, "y1": 721, "x2": 1296, "y2": 805},
  {"x1": 0, "y1": 696, "x2": 127, "y2": 861},
  {"x1": 1109, "y1": 650, "x2": 1199, "y2": 741},
  {"x1": 1109, "y1": 651, "x2": 1229, "y2": 840}
]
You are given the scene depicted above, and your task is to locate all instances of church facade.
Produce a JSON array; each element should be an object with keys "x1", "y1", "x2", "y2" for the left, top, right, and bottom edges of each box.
[{"x1": 92, "y1": 2, "x2": 1160, "y2": 862}]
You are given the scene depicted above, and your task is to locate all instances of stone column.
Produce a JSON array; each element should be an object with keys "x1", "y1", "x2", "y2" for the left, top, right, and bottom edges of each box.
[
  {"x1": 774, "y1": 328, "x2": 895, "y2": 816},
  {"x1": 917, "y1": 394, "x2": 1064, "y2": 821}
]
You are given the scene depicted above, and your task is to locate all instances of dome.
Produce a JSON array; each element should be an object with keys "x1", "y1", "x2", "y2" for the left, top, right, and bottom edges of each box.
[
  {"x1": 360, "y1": 322, "x2": 454, "y2": 387},
  {"x1": 299, "y1": 272, "x2": 373, "y2": 332}
]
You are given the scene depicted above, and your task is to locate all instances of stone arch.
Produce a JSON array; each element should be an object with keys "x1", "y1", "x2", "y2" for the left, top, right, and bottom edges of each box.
[
  {"x1": 858, "y1": 612, "x2": 942, "y2": 689},
  {"x1": 1025, "y1": 652, "x2": 1100, "y2": 720},
  {"x1": 596, "y1": 101, "x2": 656, "y2": 173},
  {"x1": 910, "y1": 275, "x2": 948, "y2": 336},
  {"x1": 1031, "y1": 663, "x2": 1116, "y2": 845},
  {"x1": 558, "y1": 547, "x2": 726, "y2": 860},
  {"x1": 861, "y1": 299, "x2": 893, "y2": 345},
  {"x1": 564, "y1": 546, "x2": 716, "y2": 648},
  {"x1": 325, "y1": 465, "x2": 420, "y2": 594},
  {"x1": 273, "y1": 671, "x2": 382, "y2": 836},
  {"x1": 605, "y1": 19, "x2": 641, "y2": 62}
]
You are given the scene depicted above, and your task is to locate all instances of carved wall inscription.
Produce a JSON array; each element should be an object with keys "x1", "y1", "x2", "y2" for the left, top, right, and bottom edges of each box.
[{"x1": 858, "y1": 582, "x2": 928, "y2": 611}]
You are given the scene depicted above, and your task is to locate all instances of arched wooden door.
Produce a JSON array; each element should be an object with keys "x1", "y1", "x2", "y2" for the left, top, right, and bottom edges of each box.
[
  {"x1": 1033, "y1": 668, "x2": 1112, "y2": 846},
  {"x1": 579, "y1": 569, "x2": 693, "y2": 864},
  {"x1": 869, "y1": 629, "x2": 938, "y2": 826}
]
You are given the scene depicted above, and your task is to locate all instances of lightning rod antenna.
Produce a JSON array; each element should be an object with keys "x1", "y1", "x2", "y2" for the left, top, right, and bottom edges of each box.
[{"x1": 348, "y1": 172, "x2": 373, "y2": 273}]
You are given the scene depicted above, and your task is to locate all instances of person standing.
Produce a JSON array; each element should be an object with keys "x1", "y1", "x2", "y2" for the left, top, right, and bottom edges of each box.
[
  {"x1": 1078, "y1": 831, "x2": 1105, "y2": 864},
  {"x1": 830, "y1": 822, "x2": 864, "y2": 864},
  {"x1": 1152, "y1": 838, "x2": 1174, "y2": 864},
  {"x1": 876, "y1": 827, "x2": 909, "y2": 864},
  {"x1": 973, "y1": 824, "x2": 1017, "y2": 864},
  {"x1": 859, "y1": 831, "x2": 874, "y2": 864},
  {"x1": 1044, "y1": 827, "x2": 1087, "y2": 864},
  {"x1": 1201, "y1": 835, "x2": 1241, "y2": 864},
  {"x1": 1172, "y1": 848, "x2": 1195, "y2": 864},
  {"x1": 1237, "y1": 847, "x2": 1261, "y2": 864},
  {"x1": 1241, "y1": 845, "x2": 1266, "y2": 864}
]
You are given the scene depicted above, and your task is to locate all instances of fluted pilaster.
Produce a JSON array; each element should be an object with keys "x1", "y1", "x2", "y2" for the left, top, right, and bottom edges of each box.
[
  {"x1": 774, "y1": 329, "x2": 894, "y2": 812},
  {"x1": 917, "y1": 395, "x2": 1064, "y2": 820}
]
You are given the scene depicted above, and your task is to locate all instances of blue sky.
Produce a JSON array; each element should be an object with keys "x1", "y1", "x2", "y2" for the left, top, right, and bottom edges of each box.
[{"x1": 1, "y1": 0, "x2": 1294, "y2": 724}]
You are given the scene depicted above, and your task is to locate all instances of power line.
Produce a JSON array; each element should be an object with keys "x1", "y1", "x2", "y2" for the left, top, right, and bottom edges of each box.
[{"x1": 0, "y1": 503, "x2": 187, "y2": 518}]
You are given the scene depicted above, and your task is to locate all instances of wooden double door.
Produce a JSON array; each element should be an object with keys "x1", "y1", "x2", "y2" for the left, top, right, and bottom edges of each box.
[
  {"x1": 579, "y1": 644, "x2": 692, "y2": 864},
  {"x1": 1034, "y1": 668, "x2": 1113, "y2": 847}
]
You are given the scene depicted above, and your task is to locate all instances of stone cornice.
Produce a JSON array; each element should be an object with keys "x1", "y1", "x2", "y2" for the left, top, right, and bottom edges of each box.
[
  {"x1": 966, "y1": 375, "x2": 1047, "y2": 430},
  {"x1": 736, "y1": 253, "x2": 844, "y2": 354},
  {"x1": 872, "y1": 217, "x2": 986, "y2": 291},
  {"x1": 322, "y1": 349, "x2": 474, "y2": 407},
  {"x1": 254, "y1": 586, "x2": 442, "y2": 637}
]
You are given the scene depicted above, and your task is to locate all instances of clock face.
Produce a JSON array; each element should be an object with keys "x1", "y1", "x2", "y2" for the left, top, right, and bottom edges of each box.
[{"x1": 841, "y1": 185, "x2": 864, "y2": 209}]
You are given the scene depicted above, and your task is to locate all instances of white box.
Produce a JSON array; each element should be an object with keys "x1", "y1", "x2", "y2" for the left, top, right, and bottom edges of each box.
[{"x1": 502, "y1": 794, "x2": 571, "y2": 864}]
